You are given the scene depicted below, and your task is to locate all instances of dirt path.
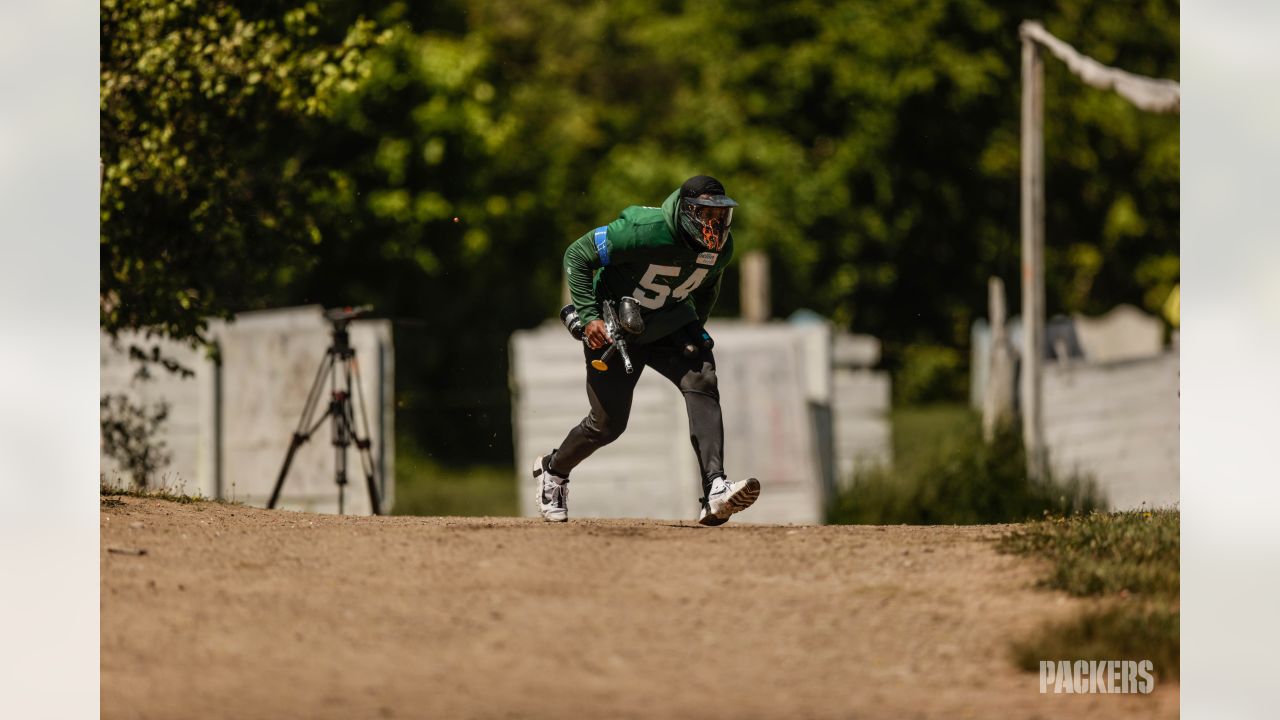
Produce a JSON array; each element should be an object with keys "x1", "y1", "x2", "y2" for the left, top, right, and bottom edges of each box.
[{"x1": 101, "y1": 498, "x2": 1177, "y2": 719}]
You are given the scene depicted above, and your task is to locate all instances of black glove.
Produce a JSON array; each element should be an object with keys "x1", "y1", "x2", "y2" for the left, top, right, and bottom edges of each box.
[{"x1": 680, "y1": 323, "x2": 714, "y2": 360}]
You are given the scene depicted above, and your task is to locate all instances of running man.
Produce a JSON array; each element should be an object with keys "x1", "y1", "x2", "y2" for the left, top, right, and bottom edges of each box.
[{"x1": 532, "y1": 175, "x2": 762, "y2": 526}]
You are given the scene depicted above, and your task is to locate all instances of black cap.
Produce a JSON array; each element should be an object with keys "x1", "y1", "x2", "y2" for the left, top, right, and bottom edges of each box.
[{"x1": 680, "y1": 175, "x2": 727, "y2": 199}]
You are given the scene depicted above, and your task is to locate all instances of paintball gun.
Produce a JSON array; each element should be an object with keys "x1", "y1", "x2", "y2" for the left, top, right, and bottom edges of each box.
[{"x1": 559, "y1": 297, "x2": 645, "y2": 374}]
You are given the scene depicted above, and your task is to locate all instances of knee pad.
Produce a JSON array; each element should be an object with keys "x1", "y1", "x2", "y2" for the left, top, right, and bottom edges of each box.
[
  {"x1": 583, "y1": 414, "x2": 627, "y2": 444},
  {"x1": 681, "y1": 366, "x2": 719, "y2": 399}
]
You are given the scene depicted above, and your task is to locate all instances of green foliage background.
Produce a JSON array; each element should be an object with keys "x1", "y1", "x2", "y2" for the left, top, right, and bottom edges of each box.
[{"x1": 101, "y1": 0, "x2": 1179, "y2": 464}]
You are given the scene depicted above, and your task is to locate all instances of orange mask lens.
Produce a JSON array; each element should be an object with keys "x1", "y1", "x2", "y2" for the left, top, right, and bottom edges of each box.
[{"x1": 702, "y1": 222, "x2": 723, "y2": 250}]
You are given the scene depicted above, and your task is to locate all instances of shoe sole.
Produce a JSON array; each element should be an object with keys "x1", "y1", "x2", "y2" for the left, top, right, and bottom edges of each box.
[
  {"x1": 724, "y1": 477, "x2": 761, "y2": 516},
  {"x1": 697, "y1": 511, "x2": 729, "y2": 527},
  {"x1": 532, "y1": 455, "x2": 568, "y2": 522},
  {"x1": 698, "y1": 477, "x2": 760, "y2": 526}
]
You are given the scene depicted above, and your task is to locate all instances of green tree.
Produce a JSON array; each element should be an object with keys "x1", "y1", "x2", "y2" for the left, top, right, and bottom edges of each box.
[
  {"x1": 459, "y1": 0, "x2": 1177, "y2": 379},
  {"x1": 281, "y1": 17, "x2": 560, "y2": 460},
  {"x1": 100, "y1": 0, "x2": 385, "y2": 347}
]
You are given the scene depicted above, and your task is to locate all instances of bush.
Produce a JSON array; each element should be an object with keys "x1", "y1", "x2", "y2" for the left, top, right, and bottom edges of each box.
[
  {"x1": 100, "y1": 393, "x2": 172, "y2": 490},
  {"x1": 829, "y1": 413, "x2": 1102, "y2": 525}
]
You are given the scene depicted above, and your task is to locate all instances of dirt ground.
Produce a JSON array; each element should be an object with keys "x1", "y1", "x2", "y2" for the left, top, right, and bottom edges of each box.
[{"x1": 101, "y1": 498, "x2": 1178, "y2": 719}]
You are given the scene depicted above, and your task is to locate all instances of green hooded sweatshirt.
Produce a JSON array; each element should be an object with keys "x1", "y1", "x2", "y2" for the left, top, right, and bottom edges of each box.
[{"x1": 563, "y1": 188, "x2": 734, "y2": 345}]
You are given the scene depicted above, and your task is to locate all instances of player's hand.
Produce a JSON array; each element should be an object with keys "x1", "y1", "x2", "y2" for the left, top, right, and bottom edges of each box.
[{"x1": 584, "y1": 319, "x2": 611, "y2": 350}]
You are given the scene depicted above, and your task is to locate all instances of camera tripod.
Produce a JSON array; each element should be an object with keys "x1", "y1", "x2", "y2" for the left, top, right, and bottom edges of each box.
[{"x1": 269, "y1": 306, "x2": 383, "y2": 515}]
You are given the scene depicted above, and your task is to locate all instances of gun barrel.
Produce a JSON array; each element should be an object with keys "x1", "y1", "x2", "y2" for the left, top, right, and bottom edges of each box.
[{"x1": 617, "y1": 342, "x2": 634, "y2": 373}]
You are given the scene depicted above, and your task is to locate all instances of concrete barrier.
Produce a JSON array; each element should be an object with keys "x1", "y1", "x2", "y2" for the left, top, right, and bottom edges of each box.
[
  {"x1": 512, "y1": 321, "x2": 822, "y2": 522},
  {"x1": 100, "y1": 333, "x2": 217, "y2": 497},
  {"x1": 832, "y1": 368, "x2": 891, "y2": 484},
  {"x1": 100, "y1": 306, "x2": 395, "y2": 515},
  {"x1": 511, "y1": 321, "x2": 891, "y2": 523},
  {"x1": 1043, "y1": 352, "x2": 1179, "y2": 509},
  {"x1": 218, "y1": 307, "x2": 394, "y2": 514}
]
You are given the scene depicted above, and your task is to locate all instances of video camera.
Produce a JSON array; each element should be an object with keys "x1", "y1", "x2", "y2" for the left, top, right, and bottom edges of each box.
[{"x1": 324, "y1": 305, "x2": 373, "y2": 326}]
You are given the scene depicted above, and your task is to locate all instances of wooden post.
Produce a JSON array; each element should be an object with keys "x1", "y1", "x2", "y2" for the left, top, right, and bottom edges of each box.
[
  {"x1": 740, "y1": 250, "x2": 771, "y2": 323},
  {"x1": 1020, "y1": 24, "x2": 1047, "y2": 480}
]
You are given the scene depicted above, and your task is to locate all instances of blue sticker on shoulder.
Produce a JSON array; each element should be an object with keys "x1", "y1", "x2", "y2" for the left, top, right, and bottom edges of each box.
[{"x1": 593, "y1": 226, "x2": 610, "y2": 266}]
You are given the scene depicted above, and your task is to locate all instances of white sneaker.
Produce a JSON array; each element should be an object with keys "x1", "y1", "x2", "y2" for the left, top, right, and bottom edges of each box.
[
  {"x1": 533, "y1": 454, "x2": 569, "y2": 522},
  {"x1": 697, "y1": 475, "x2": 761, "y2": 526}
]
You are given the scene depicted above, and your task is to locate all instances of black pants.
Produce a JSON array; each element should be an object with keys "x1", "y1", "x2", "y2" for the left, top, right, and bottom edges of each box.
[{"x1": 549, "y1": 329, "x2": 724, "y2": 488}]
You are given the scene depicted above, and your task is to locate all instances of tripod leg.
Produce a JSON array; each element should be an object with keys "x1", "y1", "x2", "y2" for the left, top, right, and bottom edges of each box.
[
  {"x1": 331, "y1": 355, "x2": 349, "y2": 515},
  {"x1": 356, "y1": 446, "x2": 381, "y2": 515},
  {"x1": 269, "y1": 350, "x2": 336, "y2": 509},
  {"x1": 346, "y1": 352, "x2": 384, "y2": 515},
  {"x1": 333, "y1": 403, "x2": 358, "y2": 517},
  {"x1": 269, "y1": 437, "x2": 303, "y2": 510},
  {"x1": 334, "y1": 395, "x2": 348, "y2": 516}
]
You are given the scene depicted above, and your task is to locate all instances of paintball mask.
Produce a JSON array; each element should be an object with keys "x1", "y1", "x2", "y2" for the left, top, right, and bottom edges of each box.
[{"x1": 678, "y1": 175, "x2": 737, "y2": 252}]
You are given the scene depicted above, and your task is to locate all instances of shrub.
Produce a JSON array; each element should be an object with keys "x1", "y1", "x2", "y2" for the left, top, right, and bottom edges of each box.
[
  {"x1": 829, "y1": 416, "x2": 1102, "y2": 525},
  {"x1": 100, "y1": 393, "x2": 172, "y2": 490}
]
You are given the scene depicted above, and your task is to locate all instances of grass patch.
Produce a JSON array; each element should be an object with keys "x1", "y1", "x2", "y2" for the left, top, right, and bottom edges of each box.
[
  {"x1": 393, "y1": 441, "x2": 517, "y2": 517},
  {"x1": 1012, "y1": 605, "x2": 1179, "y2": 682},
  {"x1": 1000, "y1": 509, "x2": 1179, "y2": 597},
  {"x1": 829, "y1": 405, "x2": 1102, "y2": 524},
  {"x1": 1000, "y1": 510, "x2": 1180, "y2": 680},
  {"x1": 100, "y1": 479, "x2": 214, "y2": 505}
]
